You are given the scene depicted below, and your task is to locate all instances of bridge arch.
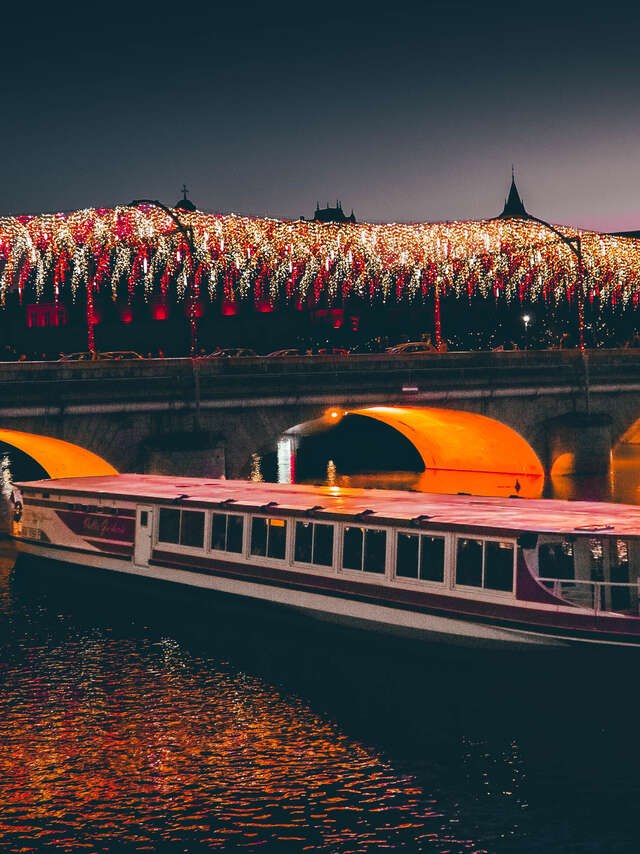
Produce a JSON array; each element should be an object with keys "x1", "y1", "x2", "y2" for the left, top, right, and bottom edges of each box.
[
  {"x1": 284, "y1": 406, "x2": 544, "y2": 498},
  {"x1": 349, "y1": 407, "x2": 544, "y2": 497},
  {"x1": 615, "y1": 418, "x2": 640, "y2": 446},
  {"x1": 0, "y1": 429, "x2": 118, "y2": 480}
]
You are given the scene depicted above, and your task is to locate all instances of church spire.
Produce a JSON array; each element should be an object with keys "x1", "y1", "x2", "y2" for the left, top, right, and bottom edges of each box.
[{"x1": 498, "y1": 168, "x2": 528, "y2": 219}]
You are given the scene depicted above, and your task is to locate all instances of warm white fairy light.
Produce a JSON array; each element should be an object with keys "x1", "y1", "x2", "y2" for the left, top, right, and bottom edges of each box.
[{"x1": 0, "y1": 205, "x2": 638, "y2": 313}]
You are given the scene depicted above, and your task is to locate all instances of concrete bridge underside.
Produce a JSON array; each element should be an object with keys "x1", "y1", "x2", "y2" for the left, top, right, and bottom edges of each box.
[{"x1": 1, "y1": 350, "x2": 640, "y2": 479}]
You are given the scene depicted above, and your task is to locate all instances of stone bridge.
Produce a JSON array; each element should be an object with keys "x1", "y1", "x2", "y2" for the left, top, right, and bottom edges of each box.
[{"x1": 1, "y1": 350, "x2": 639, "y2": 478}]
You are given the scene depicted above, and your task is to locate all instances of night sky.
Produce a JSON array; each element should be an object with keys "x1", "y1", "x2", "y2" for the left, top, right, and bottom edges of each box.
[{"x1": 2, "y1": 1, "x2": 639, "y2": 231}]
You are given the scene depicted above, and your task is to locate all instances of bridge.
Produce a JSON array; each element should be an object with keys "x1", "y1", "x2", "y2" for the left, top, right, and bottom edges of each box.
[{"x1": 0, "y1": 349, "x2": 639, "y2": 479}]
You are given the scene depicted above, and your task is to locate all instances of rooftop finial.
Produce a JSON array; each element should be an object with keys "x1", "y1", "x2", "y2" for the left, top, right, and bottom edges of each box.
[{"x1": 174, "y1": 184, "x2": 197, "y2": 212}]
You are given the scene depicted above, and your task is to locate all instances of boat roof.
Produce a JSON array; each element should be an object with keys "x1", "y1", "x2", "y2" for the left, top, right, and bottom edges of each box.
[{"x1": 16, "y1": 474, "x2": 640, "y2": 538}]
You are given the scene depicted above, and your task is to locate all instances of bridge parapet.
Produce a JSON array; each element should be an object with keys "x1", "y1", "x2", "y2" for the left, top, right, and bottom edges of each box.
[
  {"x1": 0, "y1": 349, "x2": 635, "y2": 415},
  {"x1": 0, "y1": 350, "x2": 638, "y2": 479}
]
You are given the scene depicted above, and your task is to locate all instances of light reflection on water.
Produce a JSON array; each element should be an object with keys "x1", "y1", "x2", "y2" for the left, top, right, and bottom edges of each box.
[
  {"x1": 0, "y1": 555, "x2": 503, "y2": 853},
  {"x1": 3, "y1": 448, "x2": 640, "y2": 851},
  {"x1": 549, "y1": 444, "x2": 640, "y2": 504},
  {"x1": 270, "y1": 439, "x2": 640, "y2": 506},
  {"x1": 1, "y1": 551, "x2": 640, "y2": 852}
]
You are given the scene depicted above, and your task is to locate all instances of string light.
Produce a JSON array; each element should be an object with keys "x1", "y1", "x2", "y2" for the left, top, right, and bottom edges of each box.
[{"x1": 0, "y1": 206, "x2": 639, "y2": 320}]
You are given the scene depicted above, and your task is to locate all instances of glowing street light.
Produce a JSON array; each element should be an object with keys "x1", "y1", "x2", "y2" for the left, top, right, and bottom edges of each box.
[{"x1": 522, "y1": 314, "x2": 531, "y2": 331}]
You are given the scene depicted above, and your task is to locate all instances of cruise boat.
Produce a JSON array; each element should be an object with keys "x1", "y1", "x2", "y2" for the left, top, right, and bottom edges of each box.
[{"x1": 10, "y1": 474, "x2": 640, "y2": 648}]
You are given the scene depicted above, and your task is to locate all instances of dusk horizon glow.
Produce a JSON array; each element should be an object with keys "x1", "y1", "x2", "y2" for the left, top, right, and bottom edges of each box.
[{"x1": 3, "y1": 1, "x2": 640, "y2": 233}]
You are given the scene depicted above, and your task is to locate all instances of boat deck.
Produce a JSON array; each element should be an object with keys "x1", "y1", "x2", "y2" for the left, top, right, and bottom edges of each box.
[{"x1": 16, "y1": 474, "x2": 640, "y2": 537}]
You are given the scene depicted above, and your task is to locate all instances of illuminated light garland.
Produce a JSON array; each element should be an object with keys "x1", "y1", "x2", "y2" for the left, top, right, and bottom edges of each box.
[
  {"x1": 1, "y1": 206, "x2": 640, "y2": 337},
  {"x1": 434, "y1": 279, "x2": 442, "y2": 349}
]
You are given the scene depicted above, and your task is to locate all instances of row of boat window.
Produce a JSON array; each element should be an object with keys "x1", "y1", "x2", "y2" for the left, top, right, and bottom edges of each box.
[{"x1": 156, "y1": 508, "x2": 514, "y2": 591}]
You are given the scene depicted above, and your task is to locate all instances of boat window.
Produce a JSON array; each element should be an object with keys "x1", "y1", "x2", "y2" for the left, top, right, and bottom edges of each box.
[
  {"x1": 313, "y1": 523, "x2": 334, "y2": 566},
  {"x1": 456, "y1": 537, "x2": 515, "y2": 592},
  {"x1": 295, "y1": 521, "x2": 313, "y2": 563},
  {"x1": 294, "y1": 521, "x2": 334, "y2": 567},
  {"x1": 158, "y1": 508, "x2": 205, "y2": 548},
  {"x1": 140, "y1": 511, "x2": 148, "y2": 528},
  {"x1": 396, "y1": 532, "x2": 419, "y2": 578},
  {"x1": 456, "y1": 538, "x2": 483, "y2": 587},
  {"x1": 180, "y1": 511, "x2": 205, "y2": 548},
  {"x1": 251, "y1": 517, "x2": 267, "y2": 556},
  {"x1": 396, "y1": 532, "x2": 446, "y2": 582},
  {"x1": 485, "y1": 541, "x2": 514, "y2": 591},
  {"x1": 612, "y1": 539, "x2": 629, "y2": 582},
  {"x1": 420, "y1": 535, "x2": 445, "y2": 582},
  {"x1": 538, "y1": 539, "x2": 575, "y2": 579},
  {"x1": 250, "y1": 516, "x2": 287, "y2": 560},
  {"x1": 211, "y1": 513, "x2": 227, "y2": 551},
  {"x1": 211, "y1": 513, "x2": 244, "y2": 553},
  {"x1": 588, "y1": 537, "x2": 604, "y2": 581},
  {"x1": 342, "y1": 526, "x2": 386, "y2": 574},
  {"x1": 611, "y1": 539, "x2": 632, "y2": 611},
  {"x1": 343, "y1": 526, "x2": 364, "y2": 570},
  {"x1": 227, "y1": 515, "x2": 244, "y2": 553},
  {"x1": 267, "y1": 518, "x2": 287, "y2": 560},
  {"x1": 158, "y1": 508, "x2": 180, "y2": 544},
  {"x1": 364, "y1": 529, "x2": 386, "y2": 574}
]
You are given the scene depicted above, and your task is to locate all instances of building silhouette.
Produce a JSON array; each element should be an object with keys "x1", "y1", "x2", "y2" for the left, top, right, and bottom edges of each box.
[
  {"x1": 310, "y1": 201, "x2": 356, "y2": 224},
  {"x1": 174, "y1": 184, "x2": 197, "y2": 213}
]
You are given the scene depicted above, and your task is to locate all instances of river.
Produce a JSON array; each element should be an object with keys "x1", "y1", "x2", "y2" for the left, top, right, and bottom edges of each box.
[{"x1": 1, "y1": 448, "x2": 640, "y2": 852}]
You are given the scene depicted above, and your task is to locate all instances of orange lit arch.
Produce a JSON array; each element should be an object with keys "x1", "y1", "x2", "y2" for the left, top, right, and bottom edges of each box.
[
  {"x1": 346, "y1": 406, "x2": 544, "y2": 498},
  {"x1": 0, "y1": 429, "x2": 117, "y2": 479},
  {"x1": 617, "y1": 420, "x2": 640, "y2": 446}
]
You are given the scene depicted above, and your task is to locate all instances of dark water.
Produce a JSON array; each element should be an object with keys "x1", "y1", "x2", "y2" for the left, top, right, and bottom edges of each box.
[
  {"x1": 1, "y1": 547, "x2": 640, "y2": 854},
  {"x1": 4, "y1": 446, "x2": 640, "y2": 853}
]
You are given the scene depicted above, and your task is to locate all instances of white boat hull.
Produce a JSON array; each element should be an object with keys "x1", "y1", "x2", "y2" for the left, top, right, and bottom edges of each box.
[{"x1": 14, "y1": 539, "x2": 570, "y2": 649}]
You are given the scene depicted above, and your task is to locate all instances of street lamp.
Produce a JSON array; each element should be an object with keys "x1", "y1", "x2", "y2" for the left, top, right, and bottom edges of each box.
[
  {"x1": 526, "y1": 214, "x2": 590, "y2": 411},
  {"x1": 127, "y1": 199, "x2": 199, "y2": 356},
  {"x1": 522, "y1": 313, "x2": 531, "y2": 332},
  {"x1": 526, "y1": 214, "x2": 585, "y2": 352}
]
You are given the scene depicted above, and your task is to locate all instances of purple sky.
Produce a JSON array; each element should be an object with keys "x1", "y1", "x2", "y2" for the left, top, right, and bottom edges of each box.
[{"x1": 2, "y1": 1, "x2": 639, "y2": 232}]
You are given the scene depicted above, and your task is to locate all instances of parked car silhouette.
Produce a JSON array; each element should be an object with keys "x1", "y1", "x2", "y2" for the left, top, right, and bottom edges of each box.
[
  {"x1": 385, "y1": 341, "x2": 437, "y2": 354},
  {"x1": 59, "y1": 351, "x2": 144, "y2": 361},
  {"x1": 206, "y1": 348, "x2": 258, "y2": 358}
]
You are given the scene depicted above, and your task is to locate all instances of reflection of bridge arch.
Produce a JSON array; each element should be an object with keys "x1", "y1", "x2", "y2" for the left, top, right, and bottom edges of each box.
[
  {"x1": 0, "y1": 429, "x2": 117, "y2": 479},
  {"x1": 286, "y1": 406, "x2": 544, "y2": 498}
]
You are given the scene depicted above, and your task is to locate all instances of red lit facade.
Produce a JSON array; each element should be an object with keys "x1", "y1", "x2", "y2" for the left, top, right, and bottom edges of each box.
[{"x1": 26, "y1": 303, "x2": 67, "y2": 328}]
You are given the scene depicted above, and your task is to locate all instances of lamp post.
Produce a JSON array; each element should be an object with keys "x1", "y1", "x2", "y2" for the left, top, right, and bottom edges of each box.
[
  {"x1": 526, "y1": 214, "x2": 589, "y2": 411},
  {"x1": 526, "y1": 215, "x2": 585, "y2": 353},
  {"x1": 127, "y1": 199, "x2": 199, "y2": 356}
]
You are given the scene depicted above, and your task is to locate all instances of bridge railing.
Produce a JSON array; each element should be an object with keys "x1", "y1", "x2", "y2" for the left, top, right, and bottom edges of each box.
[
  {"x1": 0, "y1": 346, "x2": 610, "y2": 379},
  {"x1": 0, "y1": 349, "x2": 637, "y2": 411}
]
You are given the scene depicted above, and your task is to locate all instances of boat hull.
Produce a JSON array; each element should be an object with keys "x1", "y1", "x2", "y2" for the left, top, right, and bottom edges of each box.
[{"x1": 10, "y1": 539, "x2": 608, "y2": 650}]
